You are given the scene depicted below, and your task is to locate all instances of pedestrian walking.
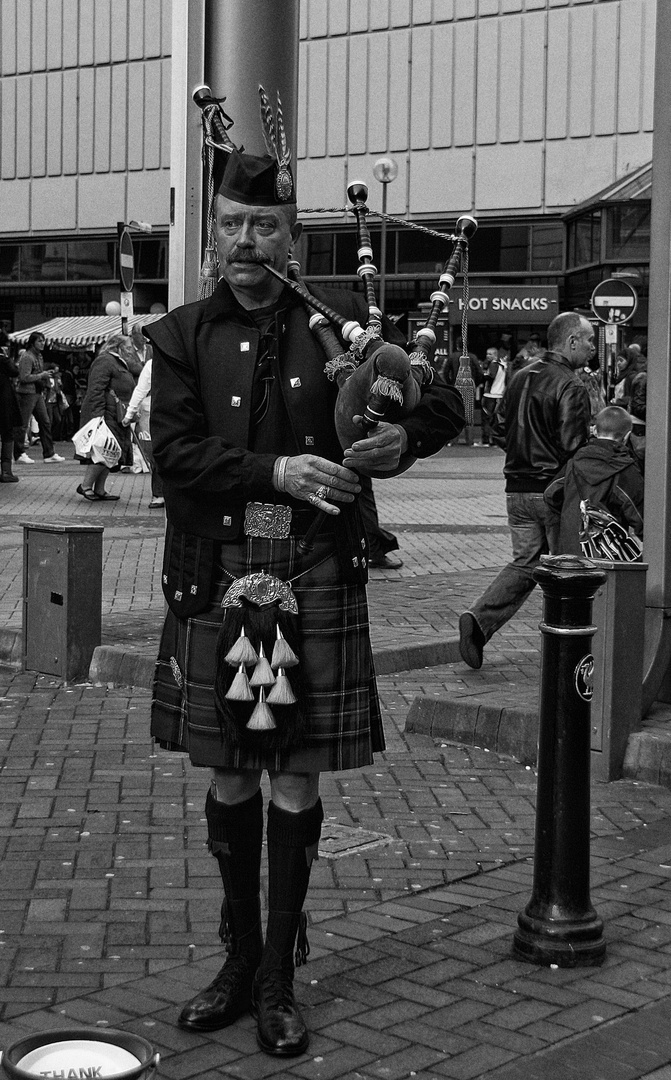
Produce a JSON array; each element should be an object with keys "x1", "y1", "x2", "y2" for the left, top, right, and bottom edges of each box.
[
  {"x1": 75, "y1": 332, "x2": 142, "y2": 501},
  {"x1": 0, "y1": 332, "x2": 22, "y2": 484},
  {"x1": 16, "y1": 332, "x2": 65, "y2": 463},
  {"x1": 480, "y1": 346, "x2": 507, "y2": 446},
  {"x1": 144, "y1": 110, "x2": 464, "y2": 1058},
  {"x1": 458, "y1": 311, "x2": 593, "y2": 669},
  {"x1": 122, "y1": 350, "x2": 164, "y2": 509}
]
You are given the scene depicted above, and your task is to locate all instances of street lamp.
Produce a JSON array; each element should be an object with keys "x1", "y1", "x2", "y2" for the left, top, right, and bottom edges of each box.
[
  {"x1": 116, "y1": 220, "x2": 153, "y2": 332},
  {"x1": 373, "y1": 156, "x2": 398, "y2": 313}
]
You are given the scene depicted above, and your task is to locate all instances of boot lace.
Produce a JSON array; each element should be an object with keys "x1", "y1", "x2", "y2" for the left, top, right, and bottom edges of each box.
[{"x1": 258, "y1": 968, "x2": 296, "y2": 1013}]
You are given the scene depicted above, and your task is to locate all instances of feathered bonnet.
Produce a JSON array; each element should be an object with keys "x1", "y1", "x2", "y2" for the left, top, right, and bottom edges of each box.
[{"x1": 212, "y1": 86, "x2": 295, "y2": 206}]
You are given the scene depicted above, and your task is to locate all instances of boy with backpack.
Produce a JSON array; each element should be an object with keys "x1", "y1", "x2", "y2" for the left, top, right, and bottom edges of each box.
[{"x1": 544, "y1": 406, "x2": 644, "y2": 556}]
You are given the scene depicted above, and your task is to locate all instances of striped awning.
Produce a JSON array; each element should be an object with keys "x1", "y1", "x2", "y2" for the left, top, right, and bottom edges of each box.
[{"x1": 8, "y1": 313, "x2": 166, "y2": 349}]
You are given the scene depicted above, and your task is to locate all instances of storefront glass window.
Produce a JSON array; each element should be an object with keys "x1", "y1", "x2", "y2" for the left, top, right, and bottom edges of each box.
[
  {"x1": 305, "y1": 233, "x2": 334, "y2": 276},
  {"x1": 21, "y1": 243, "x2": 66, "y2": 280},
  {"x1": 132, "y1": 237, "x2": 169, "y2": 279},
  {"x1": 397, "y1": 229, "x2": 450, "y2": 275},
  {"x1": 605, "y1": 203, "x2": 650, "y2": 262},
  {"x1": 0, "y1": 246, "x2": 20, "y2": 281},
  {"x1": 531, "y1": 223, "x2": 563, "y2": 271},
  {"x1": 567, "y1": 211, "x2": 601, "y2": 268},
  {"x1": 468, "y1": 226, "x2": 529, "y2": 273},
  {"x1": 67, "y1": 241, "x2": 115, "y2": 280}
]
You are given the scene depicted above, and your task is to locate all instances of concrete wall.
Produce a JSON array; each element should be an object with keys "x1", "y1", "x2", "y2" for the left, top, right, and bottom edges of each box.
[
  {"x1": 296, "y1": 0, "x2": 655, "y2": 219},
  {"x1": 0, "y1": 0, "x2": 656, "y2": 236},
  {"x1": 0, "y1": 0, "x2": 172, "y2": 234}
]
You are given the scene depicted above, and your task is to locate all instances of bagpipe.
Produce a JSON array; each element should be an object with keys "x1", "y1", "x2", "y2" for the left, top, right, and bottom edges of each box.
[{"x1": 263, "y1": 183, "x2": 477, "y2": 476}]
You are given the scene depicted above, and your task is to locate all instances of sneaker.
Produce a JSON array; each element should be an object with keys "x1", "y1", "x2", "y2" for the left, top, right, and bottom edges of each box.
[
  {"x1": 148, "y1": 497, "x2": 165, "y2": 509},
  {"x1": 44, "y1": 454, "x2": 65, "y2": 462},
  {"x1": 16, "y1": 453, "x2": 34, "y2": 464}
]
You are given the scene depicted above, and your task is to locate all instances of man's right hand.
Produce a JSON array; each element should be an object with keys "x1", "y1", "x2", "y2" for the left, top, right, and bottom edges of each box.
[{"x1": 281, "y1": 455, "x2": 361, "y2": 515}]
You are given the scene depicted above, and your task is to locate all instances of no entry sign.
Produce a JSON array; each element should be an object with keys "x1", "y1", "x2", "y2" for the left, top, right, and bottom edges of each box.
[
  {"x1": 590, "y1": 279, "x2": 637, "y2": 324},
  {"x1": 118, "y1": 228, "x2": 135, "y2": 293}
]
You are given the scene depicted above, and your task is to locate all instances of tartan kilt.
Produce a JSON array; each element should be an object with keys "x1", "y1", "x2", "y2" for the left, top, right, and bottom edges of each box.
[{"x1": 151, "y1": 532, "x2": 384, "y2": 773}]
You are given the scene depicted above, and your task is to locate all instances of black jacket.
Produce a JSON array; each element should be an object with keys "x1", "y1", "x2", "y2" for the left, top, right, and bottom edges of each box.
[
  {"x1": 491, "y1": 350, "x2": 591, "y2": 492},
  {"x1": 544, "y1": 438, "x2": 644, "y2": 556},
  {"x1": 145, "y1": 280, "x2": 465, "y2": 615}
]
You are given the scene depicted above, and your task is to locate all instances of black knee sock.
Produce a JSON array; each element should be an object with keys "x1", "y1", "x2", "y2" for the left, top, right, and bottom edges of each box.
[
  {"x1": 206, "y1": 786, "x2": 264, "y2": 963},
  {"x1": 260, "y1": 798, "x2": 324, "y2": 975}
]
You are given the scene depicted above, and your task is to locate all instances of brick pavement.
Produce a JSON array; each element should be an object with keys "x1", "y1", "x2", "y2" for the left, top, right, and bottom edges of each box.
[{"x1": 1, "y1": 445, "x2": 671, "y2": 1078}]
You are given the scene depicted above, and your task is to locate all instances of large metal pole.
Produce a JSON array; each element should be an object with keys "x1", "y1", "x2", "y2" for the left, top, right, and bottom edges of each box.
[
  {"x1": 642, "y1": 0, "x2": 671, "y2": 712},
  {"x1": 168, "y1": 1, "x2": 205, "y2": 310},
  {"x1": 168, "y1": 0, "x2": 300, "y2": 309},
  {"x1": 204, "y1": 2, "x2": 300, "y2": 157}
]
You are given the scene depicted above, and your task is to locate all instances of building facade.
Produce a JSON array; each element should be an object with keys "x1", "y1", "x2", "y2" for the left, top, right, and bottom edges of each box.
[{"x1": 0, "y1": 0, "x2": 655, "y2": 351}]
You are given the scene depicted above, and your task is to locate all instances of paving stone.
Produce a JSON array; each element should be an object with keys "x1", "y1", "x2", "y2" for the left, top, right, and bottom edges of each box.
[{"x1": 2, "y1": 454, "x2": 671, "y2": 1078}]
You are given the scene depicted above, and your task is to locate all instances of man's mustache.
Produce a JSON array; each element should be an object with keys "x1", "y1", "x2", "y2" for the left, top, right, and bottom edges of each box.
[{"x1": 226, "y1": 249, "x2": 271, "y2": 265}]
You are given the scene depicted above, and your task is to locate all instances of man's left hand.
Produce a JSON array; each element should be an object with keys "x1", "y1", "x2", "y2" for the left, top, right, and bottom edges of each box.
[{"x1": 342, "y1": 418, "x2": 408, "y2": 475}]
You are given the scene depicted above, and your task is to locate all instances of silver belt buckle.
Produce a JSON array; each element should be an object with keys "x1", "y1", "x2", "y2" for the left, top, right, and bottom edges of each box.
[{"x1": 244, "y1": 502, "x2": 292, "y2": 540}]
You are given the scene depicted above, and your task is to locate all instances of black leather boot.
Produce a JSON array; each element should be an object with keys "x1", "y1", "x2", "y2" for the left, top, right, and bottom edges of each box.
[
  {"x1": 252, "y1": 799, "x2": 323, "y2": 1057},
  {"x1": 0, "y1": 441, "x2": 18, "y2": 483},
  {"x1": 178, "y1": 788, "x2": 264, "y2": 1031}
]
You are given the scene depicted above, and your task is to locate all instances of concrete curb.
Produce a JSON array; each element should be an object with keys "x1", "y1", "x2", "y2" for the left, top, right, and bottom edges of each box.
[
  {"x1": 1, "y1": 630, "x2": 462, "y2": 685},
  {"x1": 405, "y1": 694, "x2": 540, "y2": 765},
  {"x1": 86, "y1": 636, "x2": 465, "y2": 689}
]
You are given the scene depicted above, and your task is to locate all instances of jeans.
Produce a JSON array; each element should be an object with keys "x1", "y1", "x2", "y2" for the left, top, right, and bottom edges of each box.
[
  {"x1": 468, "y1": 492, "x2": 559, "y2": 642},
  {"x1": 480, "y1": 397, "x2": 500, "y2": 445},
  {"x1": 17, "y1": 393, "x2": 54, "y2": 459}
]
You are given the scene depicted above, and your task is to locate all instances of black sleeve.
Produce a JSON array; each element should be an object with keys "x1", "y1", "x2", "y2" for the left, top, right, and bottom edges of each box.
[{"x1": 399, "y1": 375, "x2": 466, "y2": 457}]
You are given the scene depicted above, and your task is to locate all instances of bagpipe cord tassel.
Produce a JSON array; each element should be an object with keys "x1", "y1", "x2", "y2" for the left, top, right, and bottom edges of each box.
[
  {"x1": 225, "y1": 663, "x2": 254, "y2": 702},
  {"x1": 271, "y1": 624, "x2": 298, "y2": 669},
  {"x1": 295, "y1": 910, "x2": 310, "y2": 967},
  {"x1": 246, "y1": 686, "x2": 277, "y2": 731},
  {"x1": 267, "y1": 668, "x2": 297, "y2": 705},
  {"x1": 198, "y1": 110, "x2": 219, "y2": 300},
  {"x1": 455, "y1": 245, "x2": 475, "y2": 425},
  {"x1": 249, "y1": 641, "x2": 275, "y2": 687},
  {"x1": 224, "y1": 625, "x2": 258, "y2": 667}
]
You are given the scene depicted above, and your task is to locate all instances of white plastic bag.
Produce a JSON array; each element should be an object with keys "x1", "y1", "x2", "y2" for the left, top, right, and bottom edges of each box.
[
  {"x1": 72, "y1": 417, "x2": 103, "y2": 458},
  {"x1": 90, "y1": 419, "x2": 122, "y2": 468}
]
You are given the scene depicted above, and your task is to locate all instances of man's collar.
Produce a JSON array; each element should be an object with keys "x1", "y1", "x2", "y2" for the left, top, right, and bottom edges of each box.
[
  {"x1": 201, "y1": 278, "x2": 300, "y2": 323},
  {"x1": 544, "y1": 349, "x2": 573, "y2": 369}
]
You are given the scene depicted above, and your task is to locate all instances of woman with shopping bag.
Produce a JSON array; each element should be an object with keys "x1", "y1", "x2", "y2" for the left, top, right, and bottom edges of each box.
[{"x1": 74, "y1": 332, "x2": 142, "y2": 500}]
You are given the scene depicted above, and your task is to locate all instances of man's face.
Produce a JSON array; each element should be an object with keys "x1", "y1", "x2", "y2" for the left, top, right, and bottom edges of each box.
[
  {"x1": 569, "y1": 319, "x2": 596, "y2": 368},
  {"x1": 215, "y1": 196, "x2": 299, "y2": 300}
]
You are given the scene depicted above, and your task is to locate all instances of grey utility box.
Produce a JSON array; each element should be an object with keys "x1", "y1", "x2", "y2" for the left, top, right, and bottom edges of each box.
[
  {"x1": 590, "y1": 559, "x2": 647, "y2": 782},
  {"x1": 23, "y1": 523, "x2": 104, "y2": 681}
]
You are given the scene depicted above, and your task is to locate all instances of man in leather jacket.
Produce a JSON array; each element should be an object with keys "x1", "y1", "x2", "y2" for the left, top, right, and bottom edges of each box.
[{"x1": 458, "y1": 311, "x2": 593, "y2": 669}]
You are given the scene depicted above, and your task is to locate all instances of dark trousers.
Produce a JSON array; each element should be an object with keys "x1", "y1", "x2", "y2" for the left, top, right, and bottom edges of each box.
[
  {"x1": 358, "y1": 474, "x2": 398, "y2": 558},
  {"x1": 17, "y1": 394, "x2": 54, "y2": 459}
]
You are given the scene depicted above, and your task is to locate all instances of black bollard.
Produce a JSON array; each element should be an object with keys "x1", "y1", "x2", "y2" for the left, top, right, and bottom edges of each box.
[{"x1": 513, "y1": 554, "x2": 607, "y2": 967}]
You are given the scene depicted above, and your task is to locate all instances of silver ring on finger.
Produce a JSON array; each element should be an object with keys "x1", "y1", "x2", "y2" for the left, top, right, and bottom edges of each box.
[
  {"x1": 308, "y1": 492, "x2": 320, "y2": 506},
  {"x1": 315, "y1": 485, "x2": 328, "y2": 500}
]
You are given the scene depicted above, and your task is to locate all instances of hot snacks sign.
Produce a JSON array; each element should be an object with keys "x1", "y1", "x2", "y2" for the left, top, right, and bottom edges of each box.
[{"x1": 448, "y1": 286, "x2": 559, "y2": 324}]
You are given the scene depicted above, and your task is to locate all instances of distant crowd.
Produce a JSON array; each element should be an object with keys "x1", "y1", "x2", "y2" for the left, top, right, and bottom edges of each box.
[{"x1": 0, "y1": 326, "x2": 163, "y2": 507}]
